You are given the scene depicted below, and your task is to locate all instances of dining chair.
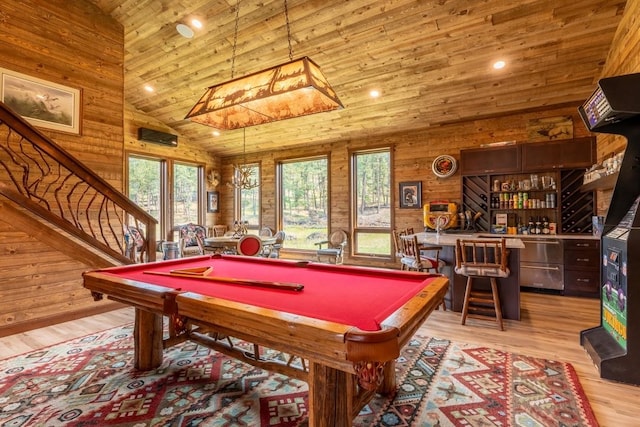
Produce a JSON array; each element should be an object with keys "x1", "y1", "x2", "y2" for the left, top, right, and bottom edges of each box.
[
  {"x1": 454, "y1": 238, "x2": 509, "y2": 330},
  {"x1": 177, "y1": 223, "x2": 207, "y2": 257},
  {"x1": 399, "y1": 234, "x2": 444, "y2": 273},
  {"x1": 212, "y1": 225, "x2": 227, "y2": 237},
  {"x1": 259, "y1": 226, "x2": 273, "y2": 237},
  {"x1": 315, "y1": 230, "x2": 348, "y2": 264},
  {"x1": 237, "y1": 234, "x2": 263, "y2": 256},
  {"x1": 267, "y1": 230, "x2": 286, "y2": 258},
  {"x1": 392, "y1": 229, "x2": 406, "y2": 260}
]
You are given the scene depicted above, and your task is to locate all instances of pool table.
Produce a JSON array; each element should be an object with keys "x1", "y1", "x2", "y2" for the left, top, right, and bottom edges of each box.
[{"x1": 83, "y1": 254, "x2": 448, "y2": 427}]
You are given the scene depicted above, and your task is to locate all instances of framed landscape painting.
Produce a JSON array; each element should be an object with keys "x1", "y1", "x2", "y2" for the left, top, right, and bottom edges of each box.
[{"x1": 0, "y1": 67, "x2": 81, "y2": 134}]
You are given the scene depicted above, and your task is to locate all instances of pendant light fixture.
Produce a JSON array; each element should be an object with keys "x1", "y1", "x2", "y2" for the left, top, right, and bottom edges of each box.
[
  {"x1": 228, "y1": 128, "x2": 259, "y2": 190},
  {"x1": 184, "y1": 0, "x2": 343, "y2": 130}
]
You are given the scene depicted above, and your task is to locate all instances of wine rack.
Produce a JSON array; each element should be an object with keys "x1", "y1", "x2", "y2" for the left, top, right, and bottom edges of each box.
[
  {"x1": 561, "y1": 169, "x2": 594, "y2": 233},
  {"x1": 461, "y1": 168, "x2": 594, "y2": 234},
  {"x1": 461, "y1": 175, "x2": 490, "y2": 231}
]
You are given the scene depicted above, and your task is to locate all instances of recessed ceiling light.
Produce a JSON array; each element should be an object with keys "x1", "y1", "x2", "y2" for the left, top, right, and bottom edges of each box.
[
  {"x1": 176, "y1": 23, "x2": 194, "y2": 39},
  {"x1": 144, "y1": 85, "x2": 154, "y2": 93},
  {"x1": 369, "y1": 89, "x2": 380, "y2": 98},
  {"x1": 212, "y1": 130, "x2": 221, "y2": 137},
  {"x1": 493, "y1": 60, "x2": 506, "y2": 70},
  {"x1": 191, "y1": 19, "x2": 203, "y2": 29}
]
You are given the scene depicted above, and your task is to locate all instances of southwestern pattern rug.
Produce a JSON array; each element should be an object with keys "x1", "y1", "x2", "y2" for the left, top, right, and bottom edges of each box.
[{"x1": 0, "y1": 324, "x2": 598, "y2": 426}]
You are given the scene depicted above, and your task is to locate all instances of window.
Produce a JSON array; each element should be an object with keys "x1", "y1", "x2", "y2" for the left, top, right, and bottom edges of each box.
[
  {"x1": 173, "y1": 162, "x2": 201, "y2": 226},
  {"x1": 127, "y1": 156, "x2": 164, "y2": 240},
  {"x1": 279, "y1": 156, "x2": 328, "y2": 250},
  {"x1": 127, "y1": 154, "x2": 204, "y2": 242},
  {"x1": 352, "y1": 149, "x2": 391, "y2": 256},
  {"x1": 235, "y1": 164, "x2": 261, "y2": 228}
]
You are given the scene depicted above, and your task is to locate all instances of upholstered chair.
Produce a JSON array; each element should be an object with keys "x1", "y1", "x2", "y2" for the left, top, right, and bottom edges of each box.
[{"x1": 178, "y1": 223, "x2": 207, "y2": 257}]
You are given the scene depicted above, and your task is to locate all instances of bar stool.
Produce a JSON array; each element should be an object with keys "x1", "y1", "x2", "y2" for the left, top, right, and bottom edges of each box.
[{"x1": 454, "y1": 238, "x2": 509, "y2": 330}]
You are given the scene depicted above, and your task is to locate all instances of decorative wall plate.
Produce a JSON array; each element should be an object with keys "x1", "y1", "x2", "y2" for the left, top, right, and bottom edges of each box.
[{"x1": 432, "y1": 155, "x2": 457, "y2": 178}]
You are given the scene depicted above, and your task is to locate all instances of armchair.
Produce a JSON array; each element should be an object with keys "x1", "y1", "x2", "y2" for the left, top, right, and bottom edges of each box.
[
  {"x1": 315, "y1": 230, "x2": 348, "y2": 264},
  {"x1": 177, "y1": 223, "x2": 207, "y2": 257}
]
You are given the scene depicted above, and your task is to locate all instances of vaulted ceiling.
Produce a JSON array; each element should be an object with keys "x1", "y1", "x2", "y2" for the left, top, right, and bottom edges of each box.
[{"x1": 90, "y1": 0, "x2": 626, "y2": 157}]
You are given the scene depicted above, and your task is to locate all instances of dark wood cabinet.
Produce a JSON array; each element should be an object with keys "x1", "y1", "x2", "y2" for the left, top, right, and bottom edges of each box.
[
  {"x1": 563, "y1": 238, "x2": 600, "y2": 297},
  {"x1": 460, "y1": 144, "x2": 521, "y2": 175},
  {"x1": 521, "y1": 137, "x2": 596, "y2": 172},
  {"x1": 460, "y1": 138, "x2": 596, "y2": 235}
]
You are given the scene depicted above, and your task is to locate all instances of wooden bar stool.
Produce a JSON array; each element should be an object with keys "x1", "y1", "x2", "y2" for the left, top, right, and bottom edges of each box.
[{"x1": 454, "y1": 238, "x2": 509, "y2": 330}]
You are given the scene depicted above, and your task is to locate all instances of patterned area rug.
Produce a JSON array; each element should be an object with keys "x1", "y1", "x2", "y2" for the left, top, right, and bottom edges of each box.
[{"x1": 0, "y1": 324, "x2": 598, "y2": 426}]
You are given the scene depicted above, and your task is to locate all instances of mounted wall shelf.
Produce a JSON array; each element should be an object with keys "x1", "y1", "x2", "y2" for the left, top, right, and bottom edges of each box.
[{"x1": 580, "y1": 172, "x2": 619, "y2": 192}]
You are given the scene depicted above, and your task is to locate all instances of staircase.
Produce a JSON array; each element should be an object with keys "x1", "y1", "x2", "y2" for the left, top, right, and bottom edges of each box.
[{"x1": 0, "y1": 102, "x2": 157, "y2": 267}]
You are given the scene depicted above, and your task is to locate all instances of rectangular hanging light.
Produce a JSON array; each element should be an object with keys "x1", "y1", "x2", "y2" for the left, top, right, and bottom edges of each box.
[{"x1": 185, "y1": 57, "x2": 343, "y2": 130}]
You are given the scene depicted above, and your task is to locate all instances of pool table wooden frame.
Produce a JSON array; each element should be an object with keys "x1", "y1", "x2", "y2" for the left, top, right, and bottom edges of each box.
[{"x1": 83, "y1": 255, "x2": 449, "y2": 427}]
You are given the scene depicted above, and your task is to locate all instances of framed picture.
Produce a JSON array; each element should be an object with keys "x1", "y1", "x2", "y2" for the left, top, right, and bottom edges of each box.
[
  {"x1": 399, "y1": 181, "x2": 422, "y2": 209},
  {"x1": 0, "y1": 67, "x2": 81, "y2": 134},
  {"x1": 207, "y1": 191, "x2": 219, "y2": 213},
  {"x1": 431, "y1": 154, "x2": 458, "y2": 178}
]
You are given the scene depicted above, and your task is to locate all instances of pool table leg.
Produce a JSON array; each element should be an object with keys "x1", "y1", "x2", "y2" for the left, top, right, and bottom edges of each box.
[
  {"x1": 307, "y1": 361, "x2": 354, "y2": 427},
  {"x1": 133, "y1": 308, "x2": 164, "y2": 370}
]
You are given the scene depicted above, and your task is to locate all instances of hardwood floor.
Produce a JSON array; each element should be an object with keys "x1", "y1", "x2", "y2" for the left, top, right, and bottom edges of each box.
[{"x1": 0, "y1": 292, "x2": 637, "y2": 426}]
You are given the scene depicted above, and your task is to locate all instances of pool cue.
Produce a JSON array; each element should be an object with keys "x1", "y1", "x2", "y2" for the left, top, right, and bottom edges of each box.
[{"x1": 143, "y1": 270, "x2": 304, "y2": 292}]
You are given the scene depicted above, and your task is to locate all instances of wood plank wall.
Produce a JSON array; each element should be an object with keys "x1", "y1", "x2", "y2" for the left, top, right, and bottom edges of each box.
[
  {"x1": 124, "y1": 102, "x2": 220, "y2": 238},
  {"x1": 0, "y1": 1, "x2": 220, "y2": 336},
  {"x1": 0, "y1": 0, "x2": 127, "y2": 334},
  {"x1": 592, "y1": 0, "x2": 640, "y2": 215},
  {"x1": 218, "y1": 106, "x2": 592, "y2": 269}
]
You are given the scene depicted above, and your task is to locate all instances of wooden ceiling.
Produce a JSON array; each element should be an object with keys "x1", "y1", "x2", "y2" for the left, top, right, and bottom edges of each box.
[{"x1": 90, "y1": 0, "x2": 626, "y2": 157}]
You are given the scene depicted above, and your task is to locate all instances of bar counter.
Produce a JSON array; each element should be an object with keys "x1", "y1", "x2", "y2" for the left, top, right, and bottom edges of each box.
[{"x1": 412, "y1": 232, "x2": 524, "y2": 320}]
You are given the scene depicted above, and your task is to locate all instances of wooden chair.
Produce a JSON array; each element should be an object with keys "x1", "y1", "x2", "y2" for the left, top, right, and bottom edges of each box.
[
  {"x1": 212, "y1": 225, "x2": 227, "y2": 237},
  {"x1": 392, "y1": 229, "x2": 407, "y2": 261},
  {"x1": 177, "y1": 223, "x2": 207, "y2": 257},
  {"x1": 315, "y1": 230, "x2": 348, "y2": 264},
  {"x1": 455, "y1": 238, "x2": 509, "y2": 331},
  {"x1": 237, "y1": 234, "x2": 263, "y2": 256},
  {"x1": 399, "y1": 234, "x2": 444, "y2": 273}
]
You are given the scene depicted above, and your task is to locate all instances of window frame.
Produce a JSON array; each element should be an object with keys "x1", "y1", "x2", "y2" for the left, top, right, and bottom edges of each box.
[
  {"x1": 276, "y1": 154, "x2": 330, "y2": 253},
  {"x1": 125, "y1": 151, "x2": 205, "y2": 242},
  {"x1": 350, "y1": 146, "x2": 393, "y2": 259}
]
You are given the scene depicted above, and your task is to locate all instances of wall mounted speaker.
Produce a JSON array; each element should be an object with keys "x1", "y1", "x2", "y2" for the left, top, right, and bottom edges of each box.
[{"x1": 137, "y1": 127, "x2": 178, "y2": 147}]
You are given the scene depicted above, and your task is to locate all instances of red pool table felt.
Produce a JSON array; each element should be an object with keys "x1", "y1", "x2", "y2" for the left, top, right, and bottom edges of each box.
[{"x1": 100, "y1": 255, "x2": 439, "y2": 332}]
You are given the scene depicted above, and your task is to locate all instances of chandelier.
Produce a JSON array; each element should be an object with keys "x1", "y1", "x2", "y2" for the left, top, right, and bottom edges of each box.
[
  {"x1": 228, "y1": 128, "x2": 259, "y2": 190},
  {"x1": 184, "y1": 0, "x2": 343, "y2": 130}
]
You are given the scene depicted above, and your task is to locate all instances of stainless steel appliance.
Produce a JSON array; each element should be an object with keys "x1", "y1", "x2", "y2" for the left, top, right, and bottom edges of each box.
[{"x1": 519, "y1": 238, "x2": 564, "y2": 290}]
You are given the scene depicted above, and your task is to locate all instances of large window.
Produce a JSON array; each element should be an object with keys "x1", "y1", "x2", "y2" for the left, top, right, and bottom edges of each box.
[
  {"x1": 173, "y1": 162, "x2": 201, "y2": 226},
  {"x1": 352, "y1": 149, "x2": 392, "y2": 256},
  {"x1": 127, "y1": 154, "x2": 204, "y2": 241},
  {"x1": 279, "y1": 156, "x2": 328, "y2": 250},
  {"x1": 127, "y1": 156, "x2": 164, "y2": 240}
]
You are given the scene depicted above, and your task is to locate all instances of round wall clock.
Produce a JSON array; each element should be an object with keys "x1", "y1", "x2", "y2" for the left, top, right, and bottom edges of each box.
[{"x1": 432, "y1": 155, "x2": 458, "y2": 178}]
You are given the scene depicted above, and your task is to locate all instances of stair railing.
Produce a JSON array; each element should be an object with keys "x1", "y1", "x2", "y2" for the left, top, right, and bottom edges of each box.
[{"x1": 0, "y1": 101, "x2": 157, "y2": 263}]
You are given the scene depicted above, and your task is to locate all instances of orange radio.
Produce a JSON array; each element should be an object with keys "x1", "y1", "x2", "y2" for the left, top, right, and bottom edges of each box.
[{"x1": 423, "y1": 201, "x2": 458, "y2": 230}]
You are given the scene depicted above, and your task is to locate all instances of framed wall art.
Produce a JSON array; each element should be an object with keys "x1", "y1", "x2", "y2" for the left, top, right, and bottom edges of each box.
[
  {"x1": 207, "y1": 191, "x2": 219, "y2": 213},
  {"x1": 432, "y1": 154, "x2": 458, "y2": 178},
  {"x1": 0, "y1": 67, "x2": 81, "y2": 134},
  {"x1": 399, "y1": 181, "x2": 422, "y2": 209}
]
